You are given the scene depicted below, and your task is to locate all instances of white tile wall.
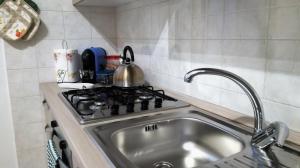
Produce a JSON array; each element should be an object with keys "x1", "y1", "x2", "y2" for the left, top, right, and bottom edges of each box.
[
  {"x1": 67, "y1": 39, "x2": 92, "y2": 53},
  {"x1": 266, "y1": 40, "x2": 297, "y2": 73},
  {"x1": 5, "y1": 41, "x2": 37, "y2": 69},
  {"x1": 239, "y1": 9, "x2": 268, "y2": 39},
  {"x1": 39, "y1": 11, "x2": 64, "y2": 40},
  {"x1": 36, "y1": 40, "x2": 62, "y2": 68},
  {"x1": 3, "y1": 0, "x2": 117, "y2": 167},
  {"x1": 264, "y1": 72, "x2": 300, "y2": 107},
  {"x1": 91, "y1": 11, "x2": 116, "y2": 39},
  {"x1": 17, "y1": 147, "x2": 47, "y2": 168},
  {"x1": 11, "y1": 96, "x2": 43, "y2": 125},
  {"x1": 116, "y1": 0, "x2": 300, "y2": 133},
  {"x1": 223, "y1": 13, "x2": 239, "y2": 39},
  {"x1": 63, "y1": 12, "x2": 92, "y2": 39},
  {"x1": 220, "y1": 89, "x2": 253, "y2": 116},
  {"x1": 14, "y1": 122, "x2": 45, "y2": 151},
  {"x1": 3, "y1": 0, "x2": 300, "y2": 167},
  {"x1": 270, "y1": 0, "x2": 300, "y2": 8},
  {"x1": 269, "y1": 6, "x2": 300, "y2": 39},
  {"x1": 8, "y1": 72, "x2": 40, "y2": 98},
  {"x1": 35, "y1": 0, "x2": 63, "y2": 11},
  {"x1": 207, "y1": 15, "x2": 224, "y2": 39},
  {"x1": 151, "y1": 2, "x2": 170, "y2": 40},
  {"x1": 207, "y1": 0, "x2": 224, "y2": 16},
  {"x1": 264, "y1": 99, "x2": 300, "y2": 131}
]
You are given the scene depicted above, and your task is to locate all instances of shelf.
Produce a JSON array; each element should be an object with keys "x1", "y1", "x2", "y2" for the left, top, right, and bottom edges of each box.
[{"x1": 73, "y1": 0, "x2": 137, "y2": 7}]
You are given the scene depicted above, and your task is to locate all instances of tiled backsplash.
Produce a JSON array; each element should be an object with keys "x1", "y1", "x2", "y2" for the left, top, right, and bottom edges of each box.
[
  {"x1": 116, "y1": 0, "x2": 300, "y2": 132},
  {"x1": 3, "y1": 0, "x2": 117, "y2": 167},
  {"x1": 2, "y1": 0, "x2": 300, "y2": 167}
]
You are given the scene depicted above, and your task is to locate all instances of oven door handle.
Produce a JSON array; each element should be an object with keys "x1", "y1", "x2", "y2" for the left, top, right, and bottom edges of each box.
[
  {"x1": 46, "y1": 120, "x2": 71, "y2": 168},
  {"x1": 52, "y1": 131, "x2": 71, "y2": 168},
  {"x1": 59, "y1": 140, "x2": 70, "y2": 167},
  {"x1": 58, "y1": 159, "x2": 69, "y2": 168}
]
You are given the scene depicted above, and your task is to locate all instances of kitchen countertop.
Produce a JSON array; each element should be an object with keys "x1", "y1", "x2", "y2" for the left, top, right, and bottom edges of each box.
[{"x1": 40, "y1": 82, "x2": 300, "y2": 168}]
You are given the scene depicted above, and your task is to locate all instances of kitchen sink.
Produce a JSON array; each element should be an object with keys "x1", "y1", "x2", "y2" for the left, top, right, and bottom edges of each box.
[
  {"x1": 111, "y1": 118, "x2": 244, "y2": 168},
  {"x1": 86, "y1": 109, "x2": 300, "y2": 168}
]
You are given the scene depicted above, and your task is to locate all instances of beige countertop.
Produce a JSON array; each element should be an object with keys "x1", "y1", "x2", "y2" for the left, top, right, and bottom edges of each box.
[{"x1": 40, "y1": 82, "x2": 300, "y2": 168}]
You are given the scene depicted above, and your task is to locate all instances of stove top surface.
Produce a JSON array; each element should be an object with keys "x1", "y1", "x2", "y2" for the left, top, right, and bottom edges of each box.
[{"x1": 60, "y1": 86, "x2": 190, "y2": 124}]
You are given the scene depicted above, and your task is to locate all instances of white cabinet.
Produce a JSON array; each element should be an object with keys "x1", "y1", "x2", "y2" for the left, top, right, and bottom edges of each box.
[
  {"x1": 43, "y1": 99, "x2": 54, "y2": 126},
  {"x1": 73, "y1": 0, "x2": 137, "y2": 7},
  {"x1": 72, "y1": 153, "x2": 86, "y2": 168},
  {"x1": 43, "y1": 99, "x2": 85, "y2": 168}
]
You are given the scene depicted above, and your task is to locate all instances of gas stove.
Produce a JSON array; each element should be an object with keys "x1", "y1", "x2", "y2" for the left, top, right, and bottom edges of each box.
[{"x1": 60, "y1": 86, "x2": 190, "y2": 124}]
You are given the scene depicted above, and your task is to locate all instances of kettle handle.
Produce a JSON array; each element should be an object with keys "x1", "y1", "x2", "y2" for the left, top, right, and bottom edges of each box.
[{"x1": 123, "y1": 46, "x2": 135, "y2": 62}]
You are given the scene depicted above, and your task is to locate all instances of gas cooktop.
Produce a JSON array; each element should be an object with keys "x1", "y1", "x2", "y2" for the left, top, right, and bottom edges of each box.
[{"x1": 60, "y1": 86, "x2": 190, "y2": 124}]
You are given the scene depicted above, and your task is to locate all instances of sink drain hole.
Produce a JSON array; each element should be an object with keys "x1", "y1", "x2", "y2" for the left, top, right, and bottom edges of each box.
[
  {"x1": 153, "y1": 161, "x2": 174, "y2": 168},
  {"x1": 145, "y1": 124, "x2": 158, "y2": 132}
]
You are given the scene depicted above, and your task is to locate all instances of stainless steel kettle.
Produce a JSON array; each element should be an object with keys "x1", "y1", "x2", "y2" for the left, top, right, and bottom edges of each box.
[{"x1": 113, "y1": 46, "x2": 145, "y2": 87}]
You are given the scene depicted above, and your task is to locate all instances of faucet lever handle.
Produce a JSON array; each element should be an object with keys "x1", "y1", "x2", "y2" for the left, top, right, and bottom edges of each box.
[
  {"x1": 252, "y1": 122, "x2": 289, "y2": 149},
  {"x1": 272, "y1": 122, "x2": 289, "y2": 146}
]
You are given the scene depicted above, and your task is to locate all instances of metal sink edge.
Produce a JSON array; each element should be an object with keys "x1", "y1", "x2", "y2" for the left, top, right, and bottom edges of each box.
[{"x1": 85, "y1": 109, "x2": 300, "y2": 168}]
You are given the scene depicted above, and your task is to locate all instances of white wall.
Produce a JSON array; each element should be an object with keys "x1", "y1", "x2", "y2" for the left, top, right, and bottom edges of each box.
[
  {"x1": 116, "y1": 0, "x2": 300, "y2": 132},
  {"x1": 3, "y1": 0, "x2": 117, "y2": 167},
  {"x1": 3, "y1": 0, "x2": 300, "y2": 166},
  {"x1": 0, "y1": 39, "x2": 18, "y2": 168}
]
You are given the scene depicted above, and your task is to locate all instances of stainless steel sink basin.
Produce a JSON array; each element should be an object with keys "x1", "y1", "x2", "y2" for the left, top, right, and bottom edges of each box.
[
  {"x1": 111, "y1": 118, "x2": 244, "y2": 168},
  {"x1": 86, "y1": 110, "x2": 300, "y2": 168}
]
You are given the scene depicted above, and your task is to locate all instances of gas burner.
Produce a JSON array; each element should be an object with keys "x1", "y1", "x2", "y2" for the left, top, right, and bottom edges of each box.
[
  {"x1": 138, "y1": 94, "x2": 154, "y2": 101},
  {"x1": 82, "y1": 114, "x2": 95, "y2": 119},
  {"x1": 61, "y1": 85, "x2": 190, "y2": 124},
  {"x1": 89, "y1": 104, "x2": 100, "y2": 111},
  {"x1": 134, "y1": 94, "x2": 154, "y2": 103},
  {"x1": 94, "y1": 101, "x2": 106, "y2": 106},
  {"x1": 70, "y1": 94, "x2": 91, "y2": 104},
  {"x1": 89, "y1": 101, "x2": 107, "y2": 112},
  {"x1": 78, "y1": 108, "x2": 95, "y2": 116}
]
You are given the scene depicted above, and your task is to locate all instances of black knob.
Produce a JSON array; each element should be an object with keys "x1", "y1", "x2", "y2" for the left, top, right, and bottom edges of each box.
[
  {"x1": 59, "y1": 140, "x2": 67, "y2": 149},
  {"x1": 51, "y1": 120, "x2": 58, "y2": 128},
  {"x1": 111, "y1": 105, "x2": 119, "y2": 115},
  {"x1": 141, "y1": 100, "x2": 149, "y2": 110},
  {"x1": 127, "y1": 103, "x2": 134, "y2": 113},
  {"x1": 155, "y1": 98, "x2": 163, "y2": 108},
  {"x1": 42, "y1": 99, "x2": 47, "y2": 104}
]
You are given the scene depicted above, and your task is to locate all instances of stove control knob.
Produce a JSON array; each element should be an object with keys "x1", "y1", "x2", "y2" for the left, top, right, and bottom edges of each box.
[
  {"x1": 111, "y1": 105, "x2": 119, "y2": 115},
  {"x1": 59, "y1": 140, "x2": 67, "y2": 150},
  {"x1": 127, "y1": 103, "x2": 134, "y2": 113},
  {"x1": 51, "y1": 120, "x2": 58, "y2": 128},
  {"x1": 155, "y1": 98, "x2": 163, "y2": 108},
  {"x1": 141, "y1": 100, "x2": 149, "y2": 110}
]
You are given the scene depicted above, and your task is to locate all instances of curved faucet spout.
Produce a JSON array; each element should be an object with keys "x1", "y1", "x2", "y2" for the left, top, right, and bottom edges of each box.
[
  {"x1": 184, "y1": 68, "x2": 289, "y2": 149},
  {"x1": 184, "y1": 68, "x2": 266, "y2": 134}
]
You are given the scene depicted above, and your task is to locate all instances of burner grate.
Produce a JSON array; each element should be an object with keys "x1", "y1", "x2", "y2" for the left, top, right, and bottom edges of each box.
[{"x1": 60, "y1": 85, "x2": 189, "y2": 124}]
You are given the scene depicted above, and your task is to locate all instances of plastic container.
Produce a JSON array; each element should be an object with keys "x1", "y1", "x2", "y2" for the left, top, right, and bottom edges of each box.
[
  {"x1": 105, "y1": 55, "x2": 120, "y2": 70},
  {"x1": 96, "y1": 69, "x2": 114, "y2": 85},
  {"x1": 54, "y1": 49, "x2": 80, "y2": 83}
]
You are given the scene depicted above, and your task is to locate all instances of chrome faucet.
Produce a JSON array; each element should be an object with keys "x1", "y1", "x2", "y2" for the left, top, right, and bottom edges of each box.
[{"x1": 184, "y1": 68, "x2": 289, "y2": 148}]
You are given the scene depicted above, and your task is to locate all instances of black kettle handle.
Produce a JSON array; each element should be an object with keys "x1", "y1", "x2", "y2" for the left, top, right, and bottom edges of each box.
[{"x1": 123, "y1": 46, "x2": 134, "y2": 62}]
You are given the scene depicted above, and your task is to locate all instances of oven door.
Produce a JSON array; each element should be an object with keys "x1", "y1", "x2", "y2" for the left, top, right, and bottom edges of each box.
[{"x1": 47, "y1": 120, "x2": 73, "y2": 168}]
